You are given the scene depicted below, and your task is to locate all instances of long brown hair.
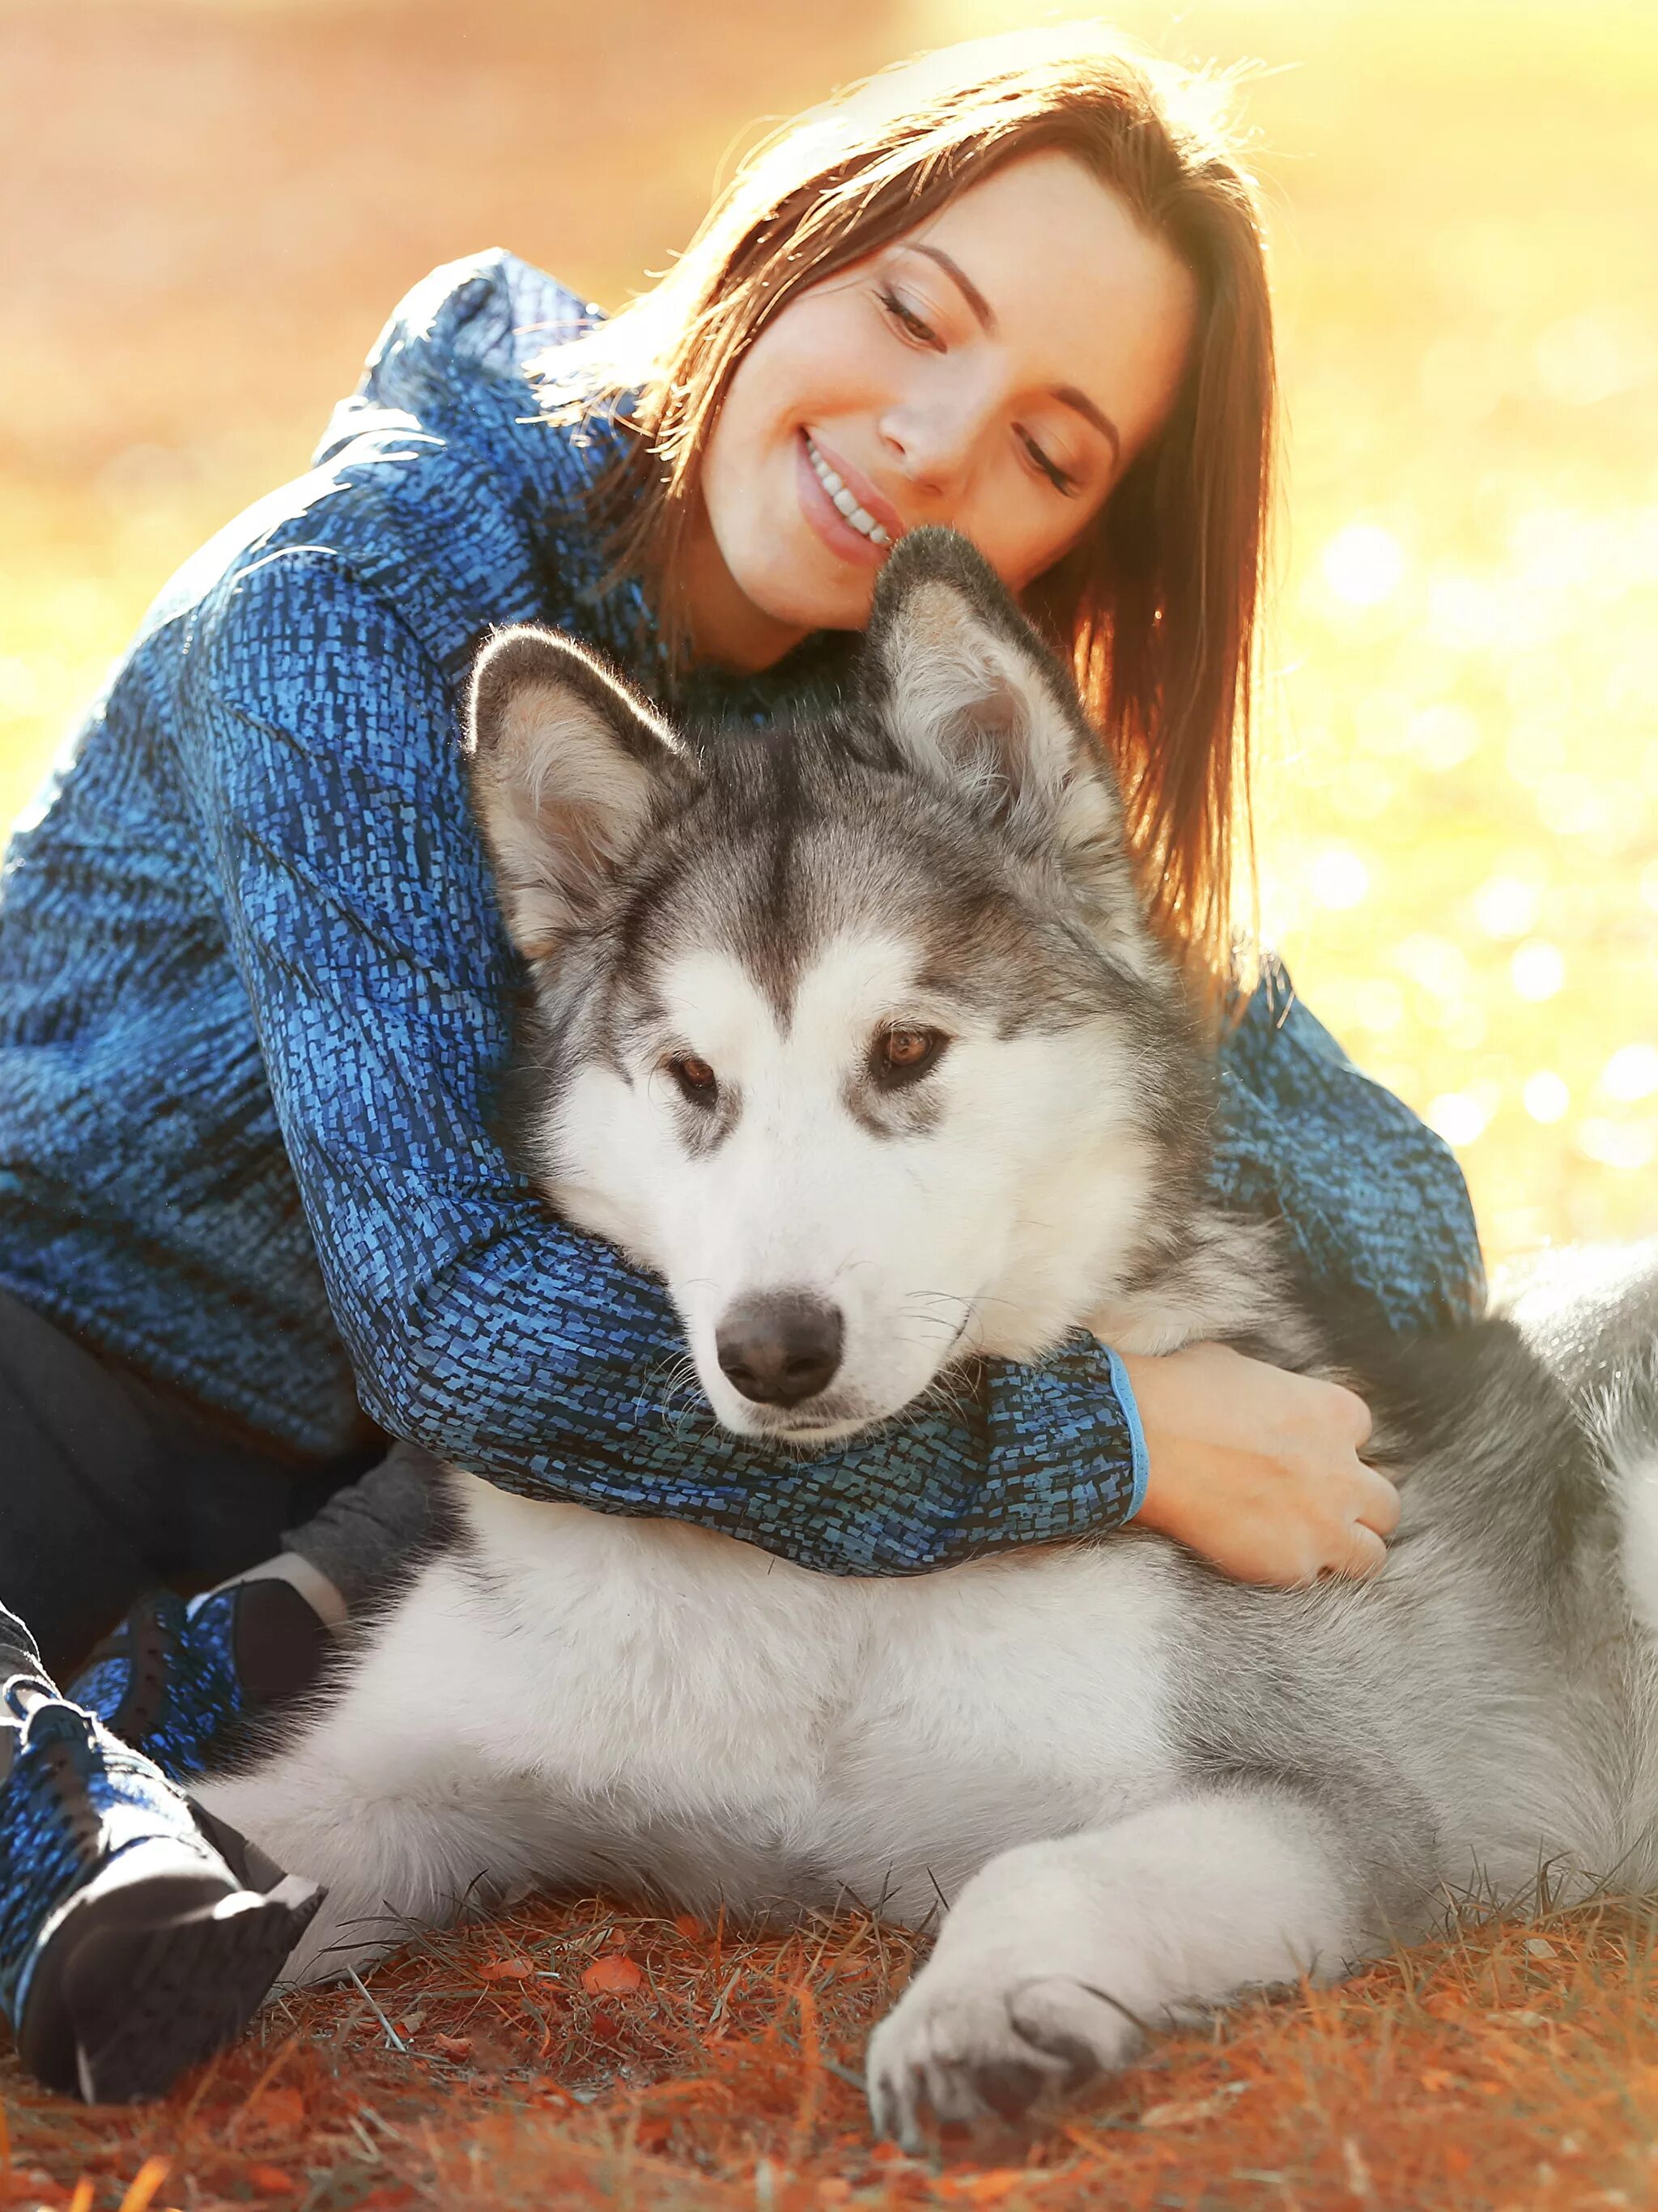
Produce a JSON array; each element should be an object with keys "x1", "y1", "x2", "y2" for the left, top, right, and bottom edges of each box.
[{"x1": 540, "y1": 29, "x2": 1275, "y2": 989}]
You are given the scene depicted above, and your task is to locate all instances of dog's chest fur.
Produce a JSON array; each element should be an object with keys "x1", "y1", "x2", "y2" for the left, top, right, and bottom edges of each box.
[{"x1": 379, "y1": 1474, "x2": 1184, "y2": 1920}]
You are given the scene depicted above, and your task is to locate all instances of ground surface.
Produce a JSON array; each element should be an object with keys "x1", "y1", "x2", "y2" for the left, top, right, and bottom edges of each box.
[
  {"x1": 2, "y1": 1, "x2": 1656, "y2": 2205},
  {"x1": 6, "y1": 1892, "x2": 1658, "y2": 2210}
]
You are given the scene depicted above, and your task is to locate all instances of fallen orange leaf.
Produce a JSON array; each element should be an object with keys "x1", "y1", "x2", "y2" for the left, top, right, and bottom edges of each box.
[
  {"x1": 244, "y1": 2087, "x2": 307, "y2": 2133},
  {"x1": 478, "y1": 1955, "x2": 534, "y2": 1980},
  {"x1": 432, "y1": 2033, "x2": 474, "y2": 2058},
  {"x1": 247, "y1": 2168, "x2": 298, "y2": 2198},
  {"x1": 952, "y1": 2175, "x2": 1031, "y2": 2204},
  {"x1": 583, "y1": 1952, "x2": 644, "y2": 1995},
  {"x1": 674, "y1": 1914, "x2": 705, "y2": 1938}
]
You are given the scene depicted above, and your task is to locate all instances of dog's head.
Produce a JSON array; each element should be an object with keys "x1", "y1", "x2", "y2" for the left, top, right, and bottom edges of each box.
[{"x1": 467, "y1": 528, "x2": 1209, "y2": 1443}]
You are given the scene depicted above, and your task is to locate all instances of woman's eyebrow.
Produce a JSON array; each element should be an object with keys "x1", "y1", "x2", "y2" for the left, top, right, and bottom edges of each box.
[
  {"x1": 911, "y1": 244, "x2": 1000, "y2": 334},
  {"x1": 908, "y1": 244, "x2": 1123, "y2": 468}
]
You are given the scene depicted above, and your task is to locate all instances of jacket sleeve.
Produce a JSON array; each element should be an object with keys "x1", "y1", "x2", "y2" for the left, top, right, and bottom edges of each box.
[
  {"x1": 1212, "y1": 961, "x2": 1486, "y2": 1336},
  {"x1": 171, "y1": 547, "x2": 1146, "y2": 1576}
]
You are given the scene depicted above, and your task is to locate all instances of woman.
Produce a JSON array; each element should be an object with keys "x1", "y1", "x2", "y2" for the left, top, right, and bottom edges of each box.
[{"x1": 0, "y1": 28, "x2": 1477, "y2": 2098}]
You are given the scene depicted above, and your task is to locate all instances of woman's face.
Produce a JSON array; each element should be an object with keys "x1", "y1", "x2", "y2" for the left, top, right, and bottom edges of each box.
[{"x1": 685, "y1": 149, "x2": 1199, "y2": 671}]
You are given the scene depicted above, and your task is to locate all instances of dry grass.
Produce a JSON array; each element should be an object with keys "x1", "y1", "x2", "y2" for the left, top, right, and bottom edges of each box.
[
  {"x1": 6, "y1": 1889, "x2": 1658, "y2": 2210},
  {"x1": 2, "y1": 1, "x2": 1658, "y2": 2204}
]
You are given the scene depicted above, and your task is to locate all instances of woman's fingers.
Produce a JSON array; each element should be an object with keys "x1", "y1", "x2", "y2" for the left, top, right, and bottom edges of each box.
[
  {"x1": 1319, "y1": 1376, "x2": 1375, "y2": 1453},
  {"x1": 1330, "y1": 1521, "x2": 1390, "y2": 1580},
  {"x1": 1351, "y1": 1460, "x2": 1401, "y2": 1538},
  {"x1": 1306, "y1": 1465, "x2": 1398, "y2": 1580}
]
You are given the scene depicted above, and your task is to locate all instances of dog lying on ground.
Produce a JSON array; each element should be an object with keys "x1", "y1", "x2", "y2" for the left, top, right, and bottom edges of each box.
[{"x1": 196, "y1": 526, "x2": 1658, "y2": 2148}]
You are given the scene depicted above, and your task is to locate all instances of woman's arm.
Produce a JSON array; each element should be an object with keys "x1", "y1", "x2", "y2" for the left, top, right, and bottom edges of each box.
[
  {"x1": 171, "y1": 548, "x2": 1146, "y2": 1577},
  {"x1": 1119, "y1": 962, "x2": 1482, "y2": 1585},
  {"x1": 1214, "y1": 964, "x2": 1486, "y2": 1336}
]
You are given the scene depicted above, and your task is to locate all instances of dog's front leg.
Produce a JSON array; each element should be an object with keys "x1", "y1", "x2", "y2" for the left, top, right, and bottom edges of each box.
[{"x1": 865, "y1": 1782, "x2": 1374, "y2": 2150}]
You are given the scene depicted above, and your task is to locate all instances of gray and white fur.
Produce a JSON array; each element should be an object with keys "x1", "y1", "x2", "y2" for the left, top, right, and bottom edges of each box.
[{"x1": 195, "y1": 529, "x2": 1658, "y2": 2148}]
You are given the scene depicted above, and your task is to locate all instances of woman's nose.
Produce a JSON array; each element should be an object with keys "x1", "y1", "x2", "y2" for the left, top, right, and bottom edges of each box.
[{"x1": 878, "y1": 397, "x2": 983, "y2": 504}]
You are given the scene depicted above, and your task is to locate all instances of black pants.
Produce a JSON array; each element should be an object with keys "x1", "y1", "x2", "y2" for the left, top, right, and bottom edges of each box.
[{"x1": 0, "y1": 1288, "x2": 374, "y2": 1679}]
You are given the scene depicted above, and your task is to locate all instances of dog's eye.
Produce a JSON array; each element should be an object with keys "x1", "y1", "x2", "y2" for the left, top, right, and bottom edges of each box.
[
  {"x1": 665, "y1": 1053, "x2": 718, "y2": 1104},
  {"x1": 873, "y1": 1026, "x2": 948, "y2": 1087}
]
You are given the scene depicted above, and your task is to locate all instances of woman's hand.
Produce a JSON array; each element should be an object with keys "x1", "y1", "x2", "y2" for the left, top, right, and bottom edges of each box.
[{"x1": 1117, "y1": 1342, "x2": 1398, "y2": 1587}]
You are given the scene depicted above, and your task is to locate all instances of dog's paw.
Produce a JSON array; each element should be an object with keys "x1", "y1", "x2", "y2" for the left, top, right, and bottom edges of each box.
[{"x1": 865, "y1": 1961, "x2": 1141, "y2": 2152}]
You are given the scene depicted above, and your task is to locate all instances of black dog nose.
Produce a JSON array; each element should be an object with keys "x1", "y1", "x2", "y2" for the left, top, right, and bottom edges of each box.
[{"x1": 716, "y1": 1291, "x2": 844, "y2": 1407}]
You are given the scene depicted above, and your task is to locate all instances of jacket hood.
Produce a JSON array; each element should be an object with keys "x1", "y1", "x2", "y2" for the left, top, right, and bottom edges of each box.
[{"x1": 317, "y1": 249, "x2": 602, "y2": 479}]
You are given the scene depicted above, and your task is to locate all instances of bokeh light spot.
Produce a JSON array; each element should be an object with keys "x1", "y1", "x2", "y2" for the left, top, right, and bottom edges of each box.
[
  {"x1": 1534, "y1": 313, "x2": 1637, "y2": 407},
  {"x1": 1523, "y1": 1071, "x2": 1571, "y2": 1124},
  {"x1": 1427, "y1": 1090, "x2": 1495, "y2": 1148},
  {"x1": 1410, "y1": 702, "x2": 1481, "y2": 772},
  {"x1": 1308, "y1": 845, "x2": 1372, "y2": 910},
  {"x1": 1322, "y1": 524, "x2": 1406, "y2": 608},
  {"x1": 1576, "y1": 1119, "x2": 1658, "y2": 1172},
  {"x1": 1395, "y1": 934, "x2": 1470, "y2": 1002},
  {"x1": 1601, "y1": 1043, "x2": 1658, "y2": 1103},
  {"x1": 1511, "y1": 942, "x2": 1567, "y2": 1002},
  {"x1": 1473, "y1": 875, "x2": 1541, "y2": 940}
]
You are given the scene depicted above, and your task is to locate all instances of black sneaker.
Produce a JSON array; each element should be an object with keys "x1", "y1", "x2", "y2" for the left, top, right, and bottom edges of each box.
[{"x1": 0, "y1": 1676, "x2": 322, "y2": 2101}]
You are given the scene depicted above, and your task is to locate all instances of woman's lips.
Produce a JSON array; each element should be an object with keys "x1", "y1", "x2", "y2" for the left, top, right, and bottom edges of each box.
[
  {"x1": 794, "y1": 431, "x2": 893, "y2": 569},
  {"x1": 807, "y1": 433, "x2": 903, "y2": 542}
]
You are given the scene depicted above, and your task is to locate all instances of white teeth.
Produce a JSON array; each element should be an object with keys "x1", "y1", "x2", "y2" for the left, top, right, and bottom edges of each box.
[{"x1": 806, "y1": 438, "x2": 892, "y2": 547}]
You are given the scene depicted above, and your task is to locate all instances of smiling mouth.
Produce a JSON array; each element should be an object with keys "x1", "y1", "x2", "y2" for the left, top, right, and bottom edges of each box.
[{"x1": 803, "y1": 435, "x2": 893, "y2": 548}]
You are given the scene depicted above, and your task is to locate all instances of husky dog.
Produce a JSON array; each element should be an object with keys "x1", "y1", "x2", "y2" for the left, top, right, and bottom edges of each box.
[{"x1": 196, "y1": 529, "x2": 1658, "y2": 2147}]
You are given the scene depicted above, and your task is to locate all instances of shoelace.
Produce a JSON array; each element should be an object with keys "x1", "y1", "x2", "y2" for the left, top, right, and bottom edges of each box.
[
  {"x1": 0, "y1": 1700, "x2": 106, "y2": 2015},
  {"x1": 73, "y1": 1594, "x2": 244, "y2": 1782}
]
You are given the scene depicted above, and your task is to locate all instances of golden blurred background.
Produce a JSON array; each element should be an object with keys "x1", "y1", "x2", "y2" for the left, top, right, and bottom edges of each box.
[{"x1": 2, "y1": 0, "x2": 1654, "y2": 1267}]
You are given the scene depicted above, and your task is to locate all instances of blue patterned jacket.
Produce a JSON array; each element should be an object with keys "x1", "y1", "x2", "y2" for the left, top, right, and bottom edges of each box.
[{"x1": 0, "y1": 253, "x2": 1484, "y2": 1575}]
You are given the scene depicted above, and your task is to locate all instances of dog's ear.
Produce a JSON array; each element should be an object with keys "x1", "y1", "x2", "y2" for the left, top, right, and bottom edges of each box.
[
  {"x1": 863, "y1": 528, "x2": 1138, "y2": 935},
  {"x1": 466, "y1": 627, "x2": 691, "y2": 960}
]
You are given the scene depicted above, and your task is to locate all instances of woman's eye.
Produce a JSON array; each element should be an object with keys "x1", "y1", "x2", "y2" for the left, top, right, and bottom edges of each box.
[
  {"x1": 872, "y1": 1026, "x2": 949, "y2": 1087},
  {"x1": 877, "y1": 283, "x2": 942, "y2": 351},
  {"x1": 1018, "y1": 428, "x2": 1078, "y2": 497},
  {"x1": 665, "y1": 1053, "x2": 717, "y2": 1104}
]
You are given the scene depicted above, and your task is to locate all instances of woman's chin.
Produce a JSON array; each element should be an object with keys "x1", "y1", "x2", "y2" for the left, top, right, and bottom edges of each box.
[{"x1": 724, "y1": 557, "x2": 869, "y2": 643}]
